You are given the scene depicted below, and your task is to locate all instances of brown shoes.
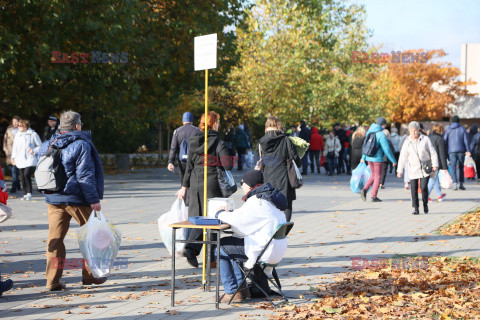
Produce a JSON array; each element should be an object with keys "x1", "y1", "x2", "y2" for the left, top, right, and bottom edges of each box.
[
  {"x1": 219, "y1": 287, "x2": 251, "y2": 303},
  {"x1": 46, "y1": 282, "x2": 67, "y2": 291},
  {"x1": 82, "y1": 277, "x2": 107, "y2": 286}
]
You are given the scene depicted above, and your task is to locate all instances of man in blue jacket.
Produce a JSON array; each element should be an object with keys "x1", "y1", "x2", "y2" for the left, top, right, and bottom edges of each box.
[
  {"x1": 360, "y1": 117, "x2": 397, "y2": 202},
  {"x1": 39, "y1": 111, "x2": 105, "y2": 291},
  {"x1": 444, "y1": 116, "x2": 471, "y2": 190}
]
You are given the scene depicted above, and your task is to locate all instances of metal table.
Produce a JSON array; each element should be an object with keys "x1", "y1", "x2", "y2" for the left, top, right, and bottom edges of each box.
[{"x1": 170, "y1": 221, "x2": 231, "y2": 309}]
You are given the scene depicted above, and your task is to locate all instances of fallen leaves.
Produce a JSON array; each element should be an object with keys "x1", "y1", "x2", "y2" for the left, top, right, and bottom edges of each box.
[
  {"x1": 440, "y1": 207, "x2": 480, "y2": 236},
  {"x1": 269, "y1": 256, "x2": 480, "y2": 319}
]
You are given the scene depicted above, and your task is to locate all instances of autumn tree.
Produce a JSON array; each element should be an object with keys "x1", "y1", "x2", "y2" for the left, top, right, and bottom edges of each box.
[
  {"x1": 382, "y1": 49, "x2": 473, "y2": 123},
  {"x1": 228, "y1": 0, "x2": 379, "y2": 128}
]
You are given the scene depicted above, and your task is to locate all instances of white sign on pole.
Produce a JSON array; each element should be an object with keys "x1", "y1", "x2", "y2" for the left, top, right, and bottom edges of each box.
[{"x1": 194, "y1": 33, "x2": 217, "y2": 71}]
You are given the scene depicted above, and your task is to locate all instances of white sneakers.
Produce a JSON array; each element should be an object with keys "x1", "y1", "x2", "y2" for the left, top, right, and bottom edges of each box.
[{"x1": 21, "y1": 193, "x2": 32, "y2": 201}]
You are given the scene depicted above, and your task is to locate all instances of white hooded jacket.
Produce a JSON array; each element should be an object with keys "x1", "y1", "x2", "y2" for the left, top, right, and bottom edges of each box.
[
  {"x1": 11, "y1": 128, "x2": 42, "y2": 169},
  {"x1": 217, "y1": 196, "x2": 287, "y2": 269}
]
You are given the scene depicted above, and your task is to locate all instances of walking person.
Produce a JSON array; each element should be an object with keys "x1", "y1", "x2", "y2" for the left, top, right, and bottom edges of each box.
[
  {"x1": 443, "y1": 116, "x2": 471, "y2": 190},
  {"x1": 234, "y1": 125, "x2": 251, "y2": 171},
  {"x1": 469, "y1": 125, "x2": 480, "y2": 181},
  {"x1": 255, "y1": 116, "x2": 301, "y2": 222},
  {"x1": 360, "y1": 117, "x2": 397, "y2": 202},
  {"x1": 350, "y1": 126, "x2": 367, "y2": 171},
  {"x1": 397, "y1": 121, "x2": 438, "y2": 215},
  {"x1": 299, "y1": 121, "x2": 311, "y2": 176},
  {"x1": 167, "y1": 112, "x2": 200, "y2": 204},
  {"x1": 37, "y1": 110, "x2": 105, "y2": 290},
  {"x1": 309, "y1": 127, "x2": 324, "y2": 173},
  {"x1": 379, "y1": 129, "x2": 395, "y2": 189},
  {"x1": 3, "y1": 116, "x2": 21, "y2": 196},
  {"x1": 428, "y1": 124, "x2": 448, "y2": 201},
  {"x1": 334, "y1": 123, "x2": 348, "y2": 174},
  {"x1": 390, "y1": 127, "x2": 401, "y2": 173},
  {"x1": 43, "y1": 115, "x2": 59, "y2": 142},
  {"x1": 176, "y1": 111, "x2": 233, "y2": 268},
  {"x1": 11, "y1": 120, "x2": 42, "y2": 201},
  {"x1": 324, "y1": 130, "x2": 341, "y2": 176}
]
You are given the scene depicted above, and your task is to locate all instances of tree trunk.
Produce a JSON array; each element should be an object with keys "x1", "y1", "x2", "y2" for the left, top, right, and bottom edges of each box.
[
  {"x1": 158, "y1": 123, "x2": 163, "y2": 159},
  {"x1": 167, "y1": 126, "x2": 171, "y2": 156}
]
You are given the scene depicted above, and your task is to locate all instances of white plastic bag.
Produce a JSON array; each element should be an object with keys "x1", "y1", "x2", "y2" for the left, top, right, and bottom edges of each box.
[
  {"x1": 77, "y1": 211, "x2": 122, "y2": 278},
  {"x1": 245, "y1": 152, "x2": 254, "y2": 168},
  {"x1": 439, "y1": 170, "x2": 453, "y2": 189},
  {"x1": 0, "y1": 203, "x2": 12, "y2": 223},
  {"x1": 158, "y1": 198, "x2": 189, "y2": 256}
]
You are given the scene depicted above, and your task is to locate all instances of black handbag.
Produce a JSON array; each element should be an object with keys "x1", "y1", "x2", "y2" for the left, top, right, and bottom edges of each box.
[
  {"x1": 215, "y1": 141, "x2": 237, "y2": 197},
  {"x1": 217, "y1": 167, "x2": 237, "y2": 197},
  {"x1": 412, "y1": 141, "x2": 433, "y2": 175}
]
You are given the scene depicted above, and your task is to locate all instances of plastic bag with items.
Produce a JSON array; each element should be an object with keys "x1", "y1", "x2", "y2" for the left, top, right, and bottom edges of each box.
[
  {"x1": 464, "y1": 155, "x2": 476, "y2": 178},
  {"x1": 245, "y1": 151, "x2": 254, "y2": 168},
  {"x1": 350, "y1": 162, "x2": 371, "y2": 193},
  {"x1": 158, "y1": 198, "x2": 190, "y2": 256},
  {"x1": 77, "y1": 211, "x2": 122, "y2": 278},
  {"x1": 438, "y1": 170, "x2": 453, "y2": 189}
]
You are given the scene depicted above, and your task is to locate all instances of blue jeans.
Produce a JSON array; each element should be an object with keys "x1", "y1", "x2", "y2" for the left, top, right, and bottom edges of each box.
[
  {"x1": 327, "y1": 157, "x2": 338, "y2": 175},
  {"x1": 7, "y1": 165, "x2": 20, "y2": 193},
  {"x1": 449, "y1": 152, "x2": 465, "y2": 185},
  {"x1": 214, "y1": 237, "x2": 247, "y2": 294},
  {"x1": 301, "y1": 150, "x2": 309, "y2": 174},
  {"x1": 428, "y1": 171, "x2": 442, "y2": 197}
]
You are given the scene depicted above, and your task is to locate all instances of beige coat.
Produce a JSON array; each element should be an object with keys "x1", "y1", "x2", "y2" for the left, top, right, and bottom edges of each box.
[
  {"x1": 324, "y1": 136, "x2": 341, "y2": 158},
  {"x1": 3, "y1": 126, "x2": 17, "y2": 165},
  {"x1": 397, "y1": 134, "x2": 438, "y2": 180}
]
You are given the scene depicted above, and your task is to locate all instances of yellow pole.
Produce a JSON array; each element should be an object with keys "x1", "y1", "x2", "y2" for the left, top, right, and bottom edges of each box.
[{"x1": 202, "y1": 69, "x2": 208, "y2": 288}]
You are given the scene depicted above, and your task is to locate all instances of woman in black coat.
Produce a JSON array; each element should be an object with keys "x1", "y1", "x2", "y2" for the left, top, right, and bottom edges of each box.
[
  {"x1": 350, "y1": 126, "x2": 367, "y2": 171},
  {"x1": 428, "y1": 124, "x2": 448, "y2": 200},
  {"x1": 177, "y1": 111, "x2": 233, "y2": 267},
  {"x1": 255, "y1": 116, "x2": 301, "y2": 222}
]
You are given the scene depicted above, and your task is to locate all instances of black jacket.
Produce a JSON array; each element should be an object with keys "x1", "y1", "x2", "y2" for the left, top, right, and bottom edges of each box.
[
  {"x1": 182, "y1": 130, "x2": 233, "y2": 217},
  {"x1": 244, "y1": 183, "x2": 288, "y2": 211},
  {"x1": 429, "y1": 132, "x2": 448, "y2": 170},
  {"x1": 335, "y1": 128, "x2": 348, "y2": 151},
  {"x1": 255, "y1": 130, "x2": 301, "y2": 204},
  {"x1": 350, "y1": 136, "x2": 365, "y2": 170},
  {"x1": 299, "y1": 124, "x2": 311, "y2": 142},
  {"x1": 382, "y1": 139, "x2": 395, "y2": 163},
  {"x1": 43, "y1": 125, "x2": 59, "y2": 142},
  {"x1": 168, "y1": 123, "x2": 200, "y2": 164}
]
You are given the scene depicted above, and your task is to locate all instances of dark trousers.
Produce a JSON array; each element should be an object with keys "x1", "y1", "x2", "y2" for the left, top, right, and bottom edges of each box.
[
  {"x1": 284, "y1": 201, "x2": 293, "y2": 222},
  {"x1": 342, "y1": 148, "x2": 351, "y2": 173},
  {"x1": 475, "y1": 155, "x2": 480, "y2": 180},
  {"x1": 185, "y1": 191, "x2": 216, "y2": 256},
  {"x1": 309, "y1": 150, "x2": 321, "y2": 173},
  {"x1": 301, "y1": 150, "x2": 309, "y2": 175},
  {"x1": 410, "y1": 177, "x2": 429, "y2": 210},
  {"x1": 18, "y1": 166, "x2": 35, "y2": 195},
  {"x1": 7, "y1": 164, "x2": 20, "y2": 193},
  {"x1": 380, "y1": 161, "x2": 389, "y2": 186},
  {"x1": 178, "y1": 161, "x2": 189, "y2": 205},
  {"x1": 236, "y1": 147, "x2": 247, "y2": 170}
]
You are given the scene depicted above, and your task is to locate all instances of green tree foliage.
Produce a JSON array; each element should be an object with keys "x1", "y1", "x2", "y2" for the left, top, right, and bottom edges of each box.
[
  {"x1": 229, "y1": 0, "x2": 382, "y2": 128},
  {"x1": 0, "y1": 0, "x2": 247, "y2": 152}
]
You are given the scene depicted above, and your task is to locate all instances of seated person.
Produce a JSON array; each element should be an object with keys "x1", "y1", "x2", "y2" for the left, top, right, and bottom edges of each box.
[{"x1": 214, "y1": 170, "x2": 288, "y2": 303}]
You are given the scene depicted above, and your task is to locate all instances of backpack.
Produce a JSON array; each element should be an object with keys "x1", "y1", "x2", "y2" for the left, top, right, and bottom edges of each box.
[
  {"x1": 178, "y1": 138, "x2": 189, "y2": 162},
  {"x1": 362, "y1": 132, "x2": 378, "y2": 157},
  {"x1": 35, "y1": 145, "x2": 67, "y2": 193}
]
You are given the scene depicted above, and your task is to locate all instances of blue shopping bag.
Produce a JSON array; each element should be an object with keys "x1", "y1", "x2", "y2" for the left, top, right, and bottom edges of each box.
[{"x1": 350, "y1": 162, "x2": 371, "y2": 193}]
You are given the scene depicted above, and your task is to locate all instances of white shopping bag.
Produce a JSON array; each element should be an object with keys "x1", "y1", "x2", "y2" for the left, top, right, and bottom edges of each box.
[
  {"x1": 207, "y1": 198, "x2": 235, "y2": 218},
  {"x1": 158, "y1": 198, "x2": 190, "y2": 256},
  {"x1": 0, "y1": 203, "x2": 12, "y2": 223},
  {"x1": 245, "y1": 152, "x2": 254, "y2": 168},
  {"x1": 77, "y1": 211, "x2": 122, "y2": 278}
]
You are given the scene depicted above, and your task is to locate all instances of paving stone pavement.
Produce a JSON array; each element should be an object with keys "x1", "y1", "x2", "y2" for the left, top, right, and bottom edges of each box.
[{"x1": 1, "y1": 168, "x2": 479, "y2": 319}]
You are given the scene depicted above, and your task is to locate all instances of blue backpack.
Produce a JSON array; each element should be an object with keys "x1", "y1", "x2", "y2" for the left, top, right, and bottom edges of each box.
[
  {"x1": 362, "y1": 132, "x2": 378, "y2": 157},
  {"x1": 179, "y1": 138, "x2": 189, "y2": 162}
]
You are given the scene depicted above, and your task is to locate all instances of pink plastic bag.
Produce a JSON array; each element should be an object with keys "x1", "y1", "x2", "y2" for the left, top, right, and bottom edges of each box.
[{"x1": 439, "y1": 170, "x2": 453, "y2": 189}]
